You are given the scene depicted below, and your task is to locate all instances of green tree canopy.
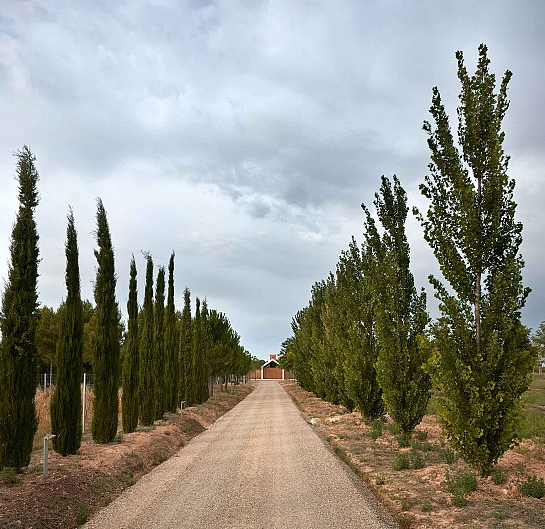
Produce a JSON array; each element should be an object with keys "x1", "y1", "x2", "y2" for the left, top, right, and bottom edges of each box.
[
  {"x1": 415, "y1": 44, "x2": 535, "y2": 474},
  {"x1": 0, "y1": 146, "x2": 40, "y2": 470}
]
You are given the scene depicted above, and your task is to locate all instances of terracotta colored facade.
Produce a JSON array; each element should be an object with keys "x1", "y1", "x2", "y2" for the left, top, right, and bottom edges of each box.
[{"x1": 249, "y1": 354, "x2": 294, "y2": 380}]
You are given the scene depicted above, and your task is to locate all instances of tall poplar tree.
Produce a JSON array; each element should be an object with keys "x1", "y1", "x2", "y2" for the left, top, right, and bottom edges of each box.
[
  {"x1": 139, "y1": 253, "x2": 155, "y2": 426},
  {"x1": 0, "y1": 147, "x2": 40, "y2": 470},
  {"x1": 415, "y1": 45, "x2": 535, "y2": 474},
  {"x1": 364, "y1": 175, "x2": 430, "y2": 434},
  {"x1": 337, "y1": 238, "x2": 384, "y2": 420},
  {"x1": 122, "y1": 256, "x2": 139, "y2": 433},
  {"x1": 165, "y1": 253, "x2": 179, "y2": 412},
  {"x1": 154, "y1": 266, "x2": 166, "y2": 419},
  {"x1": 51, "y1": 208, "x2": 84, "y2": 454},
  {"x1": 178, "y1": 287, "x2": 192, "y2": 405},
  {"x1": 91, "y1": 199, "x2": 121, "y2": 443}
]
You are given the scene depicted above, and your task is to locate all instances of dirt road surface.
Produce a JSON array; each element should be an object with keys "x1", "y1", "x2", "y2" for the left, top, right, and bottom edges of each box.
[{"x1": 84, "y1": 381, "x2": 396, "y2": 528}]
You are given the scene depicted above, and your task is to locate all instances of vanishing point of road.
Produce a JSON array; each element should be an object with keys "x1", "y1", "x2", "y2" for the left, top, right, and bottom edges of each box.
[{"x1": 85, "y1": 381, "x2": 396, "y2": 528}]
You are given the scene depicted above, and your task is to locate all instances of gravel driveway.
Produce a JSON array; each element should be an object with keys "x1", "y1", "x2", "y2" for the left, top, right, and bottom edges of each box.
[{"x1": 84, "y1": 381, "x2": 396, "y2": 528}]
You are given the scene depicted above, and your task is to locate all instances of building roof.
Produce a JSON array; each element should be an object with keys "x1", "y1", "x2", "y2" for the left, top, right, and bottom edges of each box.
[{"x1": 262, "y1": 358, "x2": 280, "y2": 368}]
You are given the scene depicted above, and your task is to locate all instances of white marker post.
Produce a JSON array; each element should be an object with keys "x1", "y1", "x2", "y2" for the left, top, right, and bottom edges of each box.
[
  {"x1": 43, "y1": 434, "x2": 56, "y2": 477},
  {"x1": 82, "y1": 372, "x2": 87, "y2": 433},
  {"x1": 180, "y1": 401, "x2": 185, "y2": 417}
]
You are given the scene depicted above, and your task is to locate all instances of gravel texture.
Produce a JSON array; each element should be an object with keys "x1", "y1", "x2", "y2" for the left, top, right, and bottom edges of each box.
[{"x1": 84, "y1": 381, "x2": 396, "y2": 528}]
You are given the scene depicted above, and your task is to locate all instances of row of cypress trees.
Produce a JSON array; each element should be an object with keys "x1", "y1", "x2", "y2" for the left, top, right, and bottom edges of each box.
[
  {"x1": 0, "y1": 149, "x2": 252, "y2": 468},
  {"x1": 285, "y1": 45, "x2": 536, "y2": 476}
]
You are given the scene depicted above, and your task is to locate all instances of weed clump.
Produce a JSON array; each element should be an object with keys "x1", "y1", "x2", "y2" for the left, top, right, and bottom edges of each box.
[
  {"x1": 410, "y1": 449, "x2": 426, "y2": 469},
  {"x1": 517, "y1": 475, "x2": 545, "y2": 498},
  {"x1": 492, "y1": 467, "x2": 507, "y2": 485},
  {"x1": 152, "y1": 450, "x2": 168, "y2": 466},
  {"x1": 439, "y1": 446, "x2": 458, "y2": 464},
  {"x1": 393, "y1": 453, "x2": 410, "y2": 471},
  {"x1": 75, "y1": 505, "x2": 91, "y2": 525},
  {"x1": 0, "y1": 467, "x2": 20, "y2": 486},
  {"x1": 369, "y1": 420, "x2": 383, "y2": 440},
  {"x1": 445, "y1": 469, "x2": 477, "y2": 506}
]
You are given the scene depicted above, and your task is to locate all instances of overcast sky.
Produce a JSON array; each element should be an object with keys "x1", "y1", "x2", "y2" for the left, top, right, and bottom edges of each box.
[{"x1": 0, "y1": 1, "x2": 544, "y2": 360}]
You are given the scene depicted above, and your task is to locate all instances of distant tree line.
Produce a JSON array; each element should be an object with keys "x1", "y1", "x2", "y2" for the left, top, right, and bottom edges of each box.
[
  {"x1": 281, "y1": 45, "x2": 538, "y2": 477},
  {"x1": 0, "y1": 150, "x2": 253, "y2": 470}
]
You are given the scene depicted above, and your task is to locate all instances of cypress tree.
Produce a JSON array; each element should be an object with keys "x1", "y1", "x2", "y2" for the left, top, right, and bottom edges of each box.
[
  {"x1": 178, "y1": 287, "x2": 192, "y2": 405},
  {"x1": 139, "y1": 253, "x2": 155, "y2": 426},
  {"x1": 415, "y1": 45, "x2": 536, "y2": 474},
  {"x1": 91, "y1": 198, "x2": 121, "y2": 444},
  {"x1": 165, "y1": 253, "x2": 179, "y2": 412},
  {"x1": 122, "y1": 256, "x2": 139, "y2": 433},
  {"x1": 154, "y1": 266, "x2": 166, "y2": 419},
  {"x1": 200, "y1": 299, "x2": 211, "y2": 402},
  {"x1": 51, "y1": 208, "x2": 84, "y2": 454},
  {"x1": 190, "y1": 298, "x2": 203, "y2": 405},
  {"x1": 363, "y1": 175, "x2": 430, "y2": 434},
  {"x1": 0, "y1": 146, "x2": 40, "y2": 470}
]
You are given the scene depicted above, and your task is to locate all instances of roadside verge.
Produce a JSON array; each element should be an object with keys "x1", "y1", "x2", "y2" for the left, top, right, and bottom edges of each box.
[{"x1": 0, "y1": 385, "x2": 253, "y2": 529}]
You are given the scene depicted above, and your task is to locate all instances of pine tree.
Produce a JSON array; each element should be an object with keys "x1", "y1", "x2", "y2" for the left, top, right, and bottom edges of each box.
[
  {"x1": 154, "y1": 266, "x2": 166, "y2": 419},
  {"x1": 415, "y1": 45, "x2": 536, "y2": 474},
  {"x1": 122, "y1": 256, "x2": 139, "y2": 433},
  {"x1": 165, "y1": 253, "x2": 179, "y2": 412},
  {"x1": 139, "y1": 253, "x2": 155, "y2": 426},
  {"x1": 0, "y1": 146, "x2": 40, "y2": 470},
  {"x1": 178, "y1": 287, "x2": 192, "y2": 405},
  {"x1": 51, "y1": 208, "x2": 84, "y2": 454},
  {"x1": 363, "y1": 175, "x2": 430, "y2": 434},
  {"x1": 91, "y1": 199, "x2": 121, "y2": 443}
]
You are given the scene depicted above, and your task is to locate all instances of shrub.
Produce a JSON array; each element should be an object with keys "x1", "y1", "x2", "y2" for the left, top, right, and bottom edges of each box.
[
  {"x1": 445, "y1": 469, "x2": 477, "y2": 506},
  {"x1": 393, "y1": 454, "x2": 410, "y2": 471},
  {"x1": 415, "y1": 430, "x2": 428, "y2": 441},
  {"x1": 517, "y1": 475, "x2": 545, "y2": 498},
  {"x1": 439, "y1": 446, "x2": 459, "y2": 464},
  {"x1": 152, "y1": 450, "x2": 168, "y2": 466},
  {"x1": 0, "y1": 467, "x2": 20, "y2": 486},
  {"x1": 369, "y1": 420, "x2": 383, "y2": 440},
  {"x1": 492, "y1": 467, "x2": 507, "y2": 485},
  {"x1": 375, "y1": 474, "x2": 386, "y2": 485},
  {"x1": 420, "y1": 499, "x2": 432, "y2": 512},
  {"x1": 388, "y1": 422, "x2": 401, "y2": 435},
  {"x1": 121, "y1": 472, "x2": 135, "y2": 486},
  {"x1": 411, "y1": 439, "x2": 432, "y2": 452},
  {"x1": 410, "y1": 449, "x2": 425, "y2": 470},
  {"x1": 397, "y1": 433, "x2": 411, "y2": 448},
  {"x1": 75, "y1": 505, "x2": 91, "y2": 525}
]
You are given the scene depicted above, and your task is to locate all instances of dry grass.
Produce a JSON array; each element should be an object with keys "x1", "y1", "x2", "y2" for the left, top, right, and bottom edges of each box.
[{"x1": 33, "y1": 385, "x2": 114, "y2": 450}]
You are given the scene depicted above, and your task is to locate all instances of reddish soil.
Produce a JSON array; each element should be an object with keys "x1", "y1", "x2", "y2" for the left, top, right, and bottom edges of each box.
[
  {"x1": 0, "y1": 385, "x2": 253, "y2": 529},
  {"x1": 282, "y1": 382, "x2": 545, "y2": 529}
]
